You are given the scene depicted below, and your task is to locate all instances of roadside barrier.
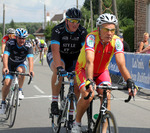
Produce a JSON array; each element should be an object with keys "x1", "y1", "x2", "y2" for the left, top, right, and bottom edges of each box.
[{"x1": 109, "y1": 52, "x2": 150, "y2": 90}]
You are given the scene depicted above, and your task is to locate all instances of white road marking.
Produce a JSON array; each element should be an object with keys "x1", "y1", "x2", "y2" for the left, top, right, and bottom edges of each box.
[
  {"x1": 33, "y1": 85, "x2": 45, "y2": 94},
  {"x1": 24, "y1": 95, "x2": 51, "y2": 99},
  {"x1": 33, "y1": 55, "x2": 39, "y2": 63}
]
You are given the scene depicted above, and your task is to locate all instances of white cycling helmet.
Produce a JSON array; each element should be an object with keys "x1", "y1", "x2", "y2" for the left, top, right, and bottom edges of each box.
[
  {"x1": 96, "y1": 13, "x2": 118, "y2": 27},
  {"x1": 7, "y1": 28, "x2": 15, "y2": 34}
]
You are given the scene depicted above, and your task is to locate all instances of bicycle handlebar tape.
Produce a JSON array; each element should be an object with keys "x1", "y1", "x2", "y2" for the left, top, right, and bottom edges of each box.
[
  {"x1": 56, "y1": 66, "x2": 67, "y2": 77},
  {"x1": 85, "y1": 79, "x2": 95, "y2": 90}
]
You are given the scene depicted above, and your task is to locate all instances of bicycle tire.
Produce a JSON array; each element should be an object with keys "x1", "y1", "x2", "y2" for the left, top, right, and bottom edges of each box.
[
  {"x1": 41, "y1": 54, "x2": 43, "y2": 65},
  {"x1": 65, "y1": 95, "x2": 77, "y2": 133},
  {"x1": 4, "y1": 92, "x2": 12, "y2": 121},
  {"x1": 51, "y1": 114, "x2": 61, "y2": 133},
  {"x1": 50, "y1": 82, "x2": 65, "y2": 133},
  {"x1": 8, "y1": 84, "x2": 19, "y2": 128},
  {"x1": 96, "y1": 111, "x2": 118, "y2": 133}
]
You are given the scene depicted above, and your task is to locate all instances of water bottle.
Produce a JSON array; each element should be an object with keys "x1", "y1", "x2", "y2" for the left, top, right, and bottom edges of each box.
[{"x1": 93, "y1": 114, "x2": 99, "y2": 120}]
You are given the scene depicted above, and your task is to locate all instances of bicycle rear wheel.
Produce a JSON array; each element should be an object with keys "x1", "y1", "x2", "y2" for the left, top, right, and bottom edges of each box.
[
  {"x1": 8, "y1": 85, "x2": 19, "y2": 128},
  {"x1": 96, "y1": 111, "x2": 118, "y2": 133}
]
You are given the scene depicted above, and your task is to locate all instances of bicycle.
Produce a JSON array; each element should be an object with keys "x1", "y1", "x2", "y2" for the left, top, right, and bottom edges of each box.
[
  {"x1": 49, "y1": 71, "x2": 77, "y2": 133},
  {"x1": 40, "y1": 47, "x2": 44, "y2": 65},
  {"x1": 83, "y1": 84, "x2": 135, "y2": 133},
  {"x1": 0, "y1": 71, "x2": 32, "y2": 128}
]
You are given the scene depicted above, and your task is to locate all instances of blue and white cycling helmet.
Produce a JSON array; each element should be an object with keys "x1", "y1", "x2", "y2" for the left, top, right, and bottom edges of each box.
[
  {"x1": 15, "y1": 28, "x2": 28, "y2": 38},
  {"x1": 96, "y1": 13, "x2": 118, "y2": 27}
]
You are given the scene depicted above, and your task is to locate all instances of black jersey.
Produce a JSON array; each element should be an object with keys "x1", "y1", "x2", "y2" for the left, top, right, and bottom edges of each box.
[
  {"x1": 4, "y1": 39, "x2": 33, "y2": 65},
  {"x1": 48, "y1": 21, "x2": 87, "y2": 60}
]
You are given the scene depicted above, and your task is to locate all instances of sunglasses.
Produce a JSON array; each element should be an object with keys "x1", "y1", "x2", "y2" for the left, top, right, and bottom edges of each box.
[
  {"x1": 8, "y1": 34, "x2": 15, "y2": 38},
  {"x1": 67, "y1": 18, "x2": 80, "y2": 24},
  {"x1": 101, "y1": 26, "x2": 116, "y2": 33}
]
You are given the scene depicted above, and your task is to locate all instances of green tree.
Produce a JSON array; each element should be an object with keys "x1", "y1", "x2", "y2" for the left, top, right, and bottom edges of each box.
[
  {"x1": 9, "y1": 19, "x2": 16, "y2": 29},
  {"x1": 44, "y1": 22, "x2": 56, "y2": 42}
]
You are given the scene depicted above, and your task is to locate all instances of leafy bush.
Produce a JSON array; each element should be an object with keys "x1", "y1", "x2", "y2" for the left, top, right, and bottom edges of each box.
[{"x1": 121, "y1": 25, "x2": 134, "y2": 51}]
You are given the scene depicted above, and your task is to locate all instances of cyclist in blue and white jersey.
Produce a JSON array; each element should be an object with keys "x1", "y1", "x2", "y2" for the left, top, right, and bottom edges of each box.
[{"x1": 0, "y1": 28, "x2": 34, "y2": 114}]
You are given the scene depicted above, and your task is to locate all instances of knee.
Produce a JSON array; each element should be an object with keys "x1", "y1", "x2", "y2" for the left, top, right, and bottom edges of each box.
[{"x1": 81, "y1": 90, "x2": 94, "y2": 104}]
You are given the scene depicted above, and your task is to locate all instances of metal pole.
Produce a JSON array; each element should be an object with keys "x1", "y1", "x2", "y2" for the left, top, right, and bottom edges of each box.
[
  {"x1": 112, "y1": 0, "x2": 119, "y2": 35},
  {"x1": 3, "y1": 3, "x2": 5, "y2": 36},
  {"x1": 44, "y1": 4, "x2": 46, "y2": 29},
  {"x1": 90, "y1": 0, "x2": 93, "y2": 32},
  {"x1": 98, "y1": 0, "x2": 102, "y2": 15},
  {"x1": 76, "y1": 0, "x2": 78, "y2": 9}
]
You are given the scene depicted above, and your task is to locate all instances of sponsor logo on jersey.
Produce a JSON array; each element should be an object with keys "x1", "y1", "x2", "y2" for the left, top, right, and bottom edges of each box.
[
  {"x1": 3, "y1": 39, "x2": 6, "y2": 43},
  {"x1": 115, "y1": 39, "x2": 123, "y2": 51},
  {"x1": 87, "y1": 35, "x2": 95, "y2": 48},
  {"x1": 62, "y1": 36, "x2": 69, "y2": 40}
]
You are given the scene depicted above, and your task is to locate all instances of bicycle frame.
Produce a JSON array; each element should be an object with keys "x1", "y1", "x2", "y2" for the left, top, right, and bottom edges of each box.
[
  {"x1": 1, "y1": 71, "x2": 32, "y2": 128},
  {"x1": 85, "y1": 85, "x2": 130, "y2": 133},
  {"x1": 50, "y1": 71, "x2": 77, "y2": 133}
]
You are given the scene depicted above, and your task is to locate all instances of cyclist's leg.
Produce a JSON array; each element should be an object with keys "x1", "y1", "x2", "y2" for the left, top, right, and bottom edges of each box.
[
  {"x1": 95, "y1": 70, "x2": 111, "y2": 133},
  {"x1": 1, "y1": 64, "x2": 14, "y2": 104},
  {"x1": 39, "y1": 48, "x2": 42, "y2": 61},
  {"x1": 47, "y1": 52, "x2": 65, "y2": 114},
  {"x1": 0, "y1": 75, "x2": 12, "y2": 114},
  {"x1": 73, "y1": 69, "x2": 94, "y2": 129},
  {"x1": 95, "y1": 70, "x2": 111, "y2": 110},
  {"x1": 16, "y1": 62, "x2": 27, "y2": 99},
  {"x1": 44, "y1": 47, "x2": 48, "y2": 56}
]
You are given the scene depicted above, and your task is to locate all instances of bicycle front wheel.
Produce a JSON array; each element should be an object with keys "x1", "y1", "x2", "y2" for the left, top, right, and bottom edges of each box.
[
  {"x1": 8, "y1": 85, "x2": 19, "y2": 128},
  {"x1": 51, "y1": 113, "x2": 61, "y2": 133},
  {"x1": 96, "y1": 111, "x2": 118, "y2": 133}
]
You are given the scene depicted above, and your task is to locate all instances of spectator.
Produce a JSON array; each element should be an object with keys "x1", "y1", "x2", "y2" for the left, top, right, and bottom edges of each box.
[
  {"x1": 119, "y1": 35, "x2": 130, "y2": 52},
  {"x1": 136, "y1": 45, "x2": 150, "y2": 54},
  {"x1": 137, "y1": 32, "x2": 149, "y2": 53}
]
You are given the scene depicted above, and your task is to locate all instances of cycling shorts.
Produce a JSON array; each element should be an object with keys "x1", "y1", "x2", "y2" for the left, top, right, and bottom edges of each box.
[
  {"x1": 5, "y1": 61, "x2": 27, "y2": 79},
  {"x1": 76, "y1": 69, "x2": 111, "y2": 90},
  {"x1": 47, "y1": 52, "x2": 77, "y2": 72}
]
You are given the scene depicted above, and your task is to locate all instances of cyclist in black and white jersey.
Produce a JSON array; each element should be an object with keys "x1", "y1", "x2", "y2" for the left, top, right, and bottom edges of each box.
[
  {"x1": 0, "y1": 28, "x2": 34, "y2": 114},
  {"x1": 47, "y1": 8, "x2": 87, "y2": 116}
]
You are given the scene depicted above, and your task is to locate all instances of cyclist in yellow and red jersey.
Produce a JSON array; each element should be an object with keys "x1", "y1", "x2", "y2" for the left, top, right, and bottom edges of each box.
[
  {"x1": 71, "y1": 13, "x2": 137, "y2": 133},
  {"x1": 1, "y1": 28, "x2": 16, "y2": 61}
]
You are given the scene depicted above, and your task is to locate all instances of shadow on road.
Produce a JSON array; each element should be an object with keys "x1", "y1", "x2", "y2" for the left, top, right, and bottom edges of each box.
[{"x1": 0, "y1": 126, "x2": 149, "y2": 133}]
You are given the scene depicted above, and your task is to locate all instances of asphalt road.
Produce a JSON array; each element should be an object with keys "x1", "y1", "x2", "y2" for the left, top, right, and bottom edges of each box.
[{"x1": 0, "y1": 54, "x2": 150, "y2": 133}]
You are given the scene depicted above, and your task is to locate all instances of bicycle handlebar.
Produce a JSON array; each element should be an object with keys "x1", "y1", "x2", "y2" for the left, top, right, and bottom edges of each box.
[
  {"x1": 84, "y1": 85, "x2": 134, "y2": 103},
  {"x1": 1, "y1": 71, "x2": 33, "y2": 85},
  {"x1": 55, "y1": 71, "x2": 75, "y2": 85}
]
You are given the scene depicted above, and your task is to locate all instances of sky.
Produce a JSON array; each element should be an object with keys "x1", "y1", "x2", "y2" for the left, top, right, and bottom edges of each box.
[{"x1": 0, "y1": 0, "x2": 85, "y2": 23}]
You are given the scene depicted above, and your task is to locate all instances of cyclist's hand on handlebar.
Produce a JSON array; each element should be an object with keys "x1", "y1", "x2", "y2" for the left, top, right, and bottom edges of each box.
[
  {"x1": 57, "y1": 66, "x2": 67, "y2": 77},
  {"x1": 2, "y1": 68, "x2": 9, "y2": 75},
  {"x1": 85, "y1": 79, "x2": 96, "y2": 92},
  {"x1": 127, "y1": 78, "x2": 138, "y2": 97},
  {"x1": 29, "y1": 71, "x2": 34, "y2": 77}
]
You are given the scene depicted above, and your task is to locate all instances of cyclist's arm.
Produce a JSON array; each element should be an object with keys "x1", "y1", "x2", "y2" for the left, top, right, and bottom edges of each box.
[
  {"x1": 85, "y1": 50, "x2": 94, "y2": 80},
  {"x1": 2, "y1": 53, "x2": 9, "y2": 74},
  {"x1": 51, "y1": 43, "x2": 62, "y2": 68},
  {"x1": 28, "y1": 57, "x2": 34, "y2": 76},
  {"x1": 1, "y1": 43, "x2": 6, "y2": 55},
  {"x1": 115, "y1": 53, "x2": 131, "y2": 81}
]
